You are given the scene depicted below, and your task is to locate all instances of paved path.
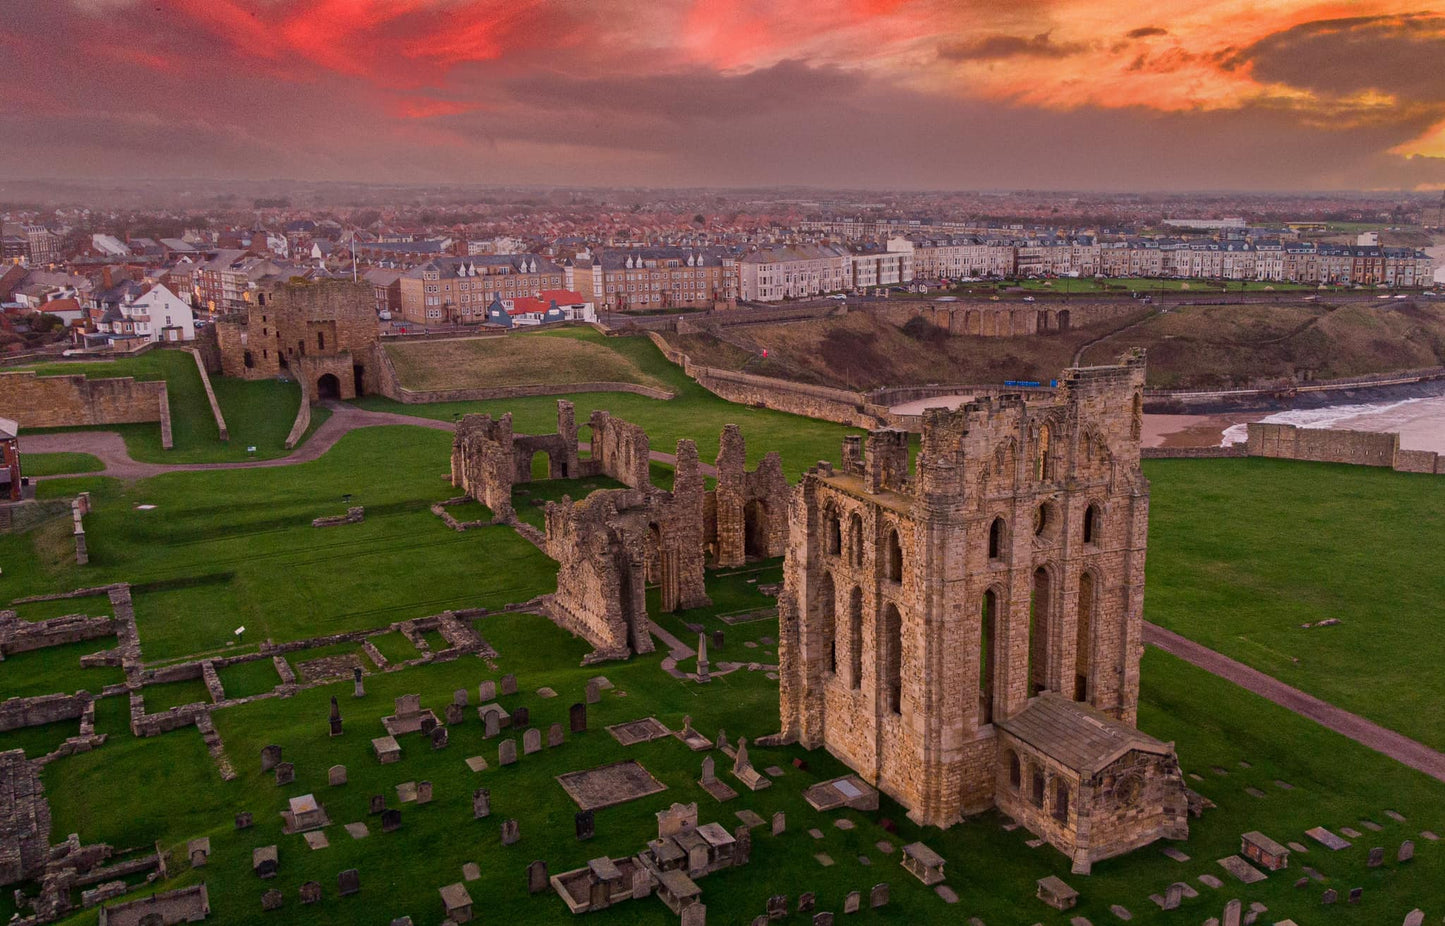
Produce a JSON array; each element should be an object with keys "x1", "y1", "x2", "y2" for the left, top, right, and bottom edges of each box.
[
  {"x1": 19, "y1": 401, "x2": 720, "y2": 480},
  {"x1": 1144, "y1": 622, "x2": 1445, "y2": 784}
]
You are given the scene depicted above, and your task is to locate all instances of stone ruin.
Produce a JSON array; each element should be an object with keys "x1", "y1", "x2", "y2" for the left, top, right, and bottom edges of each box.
[{"x1": 450, "y1": 401, "x2": 791, "y2": 660}]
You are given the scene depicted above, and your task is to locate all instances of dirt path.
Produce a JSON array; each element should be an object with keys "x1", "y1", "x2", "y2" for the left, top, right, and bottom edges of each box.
[
  {"x1": 1144, "y1": 622, "x2": 1445, "y2": 784},
  {"x1": 19, "y1": 401, "x2": 718, "y2": 480}
]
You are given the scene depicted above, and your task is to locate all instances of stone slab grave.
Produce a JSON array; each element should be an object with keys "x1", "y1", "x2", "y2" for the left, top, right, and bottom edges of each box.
[
  {"x1": 465, "y1": 756, "x2": 488, "y2": 773},
  {"x1": 373, "y1": 736, "x2": 401, "y2": 764},
  {"x1": 381, "y1": 693, "x2": 439, "y2": 737},
  {"x1": 1217, "y1": 855, "x2": 1267, "y2": 884},
  {"x1": 1198, "y1": 874, "x2": 1223, "y2": 889},
  {"x1": 556, "y1": 760, "x2": 668, "y2": 811},
  {"x1": 803, "y1": 775, "x2": 879, "y2": 812},
  {"x1": 344, "y1": 822, "x2": 369, "y2": 839},
  {"x1": 735, "y1": 809, "x2": 766, "y2": 829},
  {"x1": 397, "y1": 781, "x2": 418, "y2": 803},
  {"x1": 303, "y1": 831, "x2": 329, "y2": 850},
  {"x1": 463, "y1": 862, "x2": 481, "y2": 882},
  {"x1": 1306, "y1": 826, "x2": 1351, "y2": 850},
  {"x1": 675, "y1": 716, "x2": 713, "y2": 752},
  {"x1": 1339, "y1": 826, "x2": 1362, "y2": 839},
  {"x1": 606, "y1": 717, "x2": 672, "y2": 746},
  {"x1": 815, "y1": 853, "x2": 835, "y2": 867},
  {"x1": 699, "y1": 755, "x2": 738, "y2": 803},
  {"x1": 537, "y1": 687, "x2": 557, "y2": 699},
  {"x1": 1384, "y1": 810, "x2": 1406, "y2": 823},
  {"x1": 1161, "y1": 846, "x2": 1190, "y2": 862}
]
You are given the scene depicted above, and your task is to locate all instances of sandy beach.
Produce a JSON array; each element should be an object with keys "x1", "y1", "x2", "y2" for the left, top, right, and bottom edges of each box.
[{"x1": 1142, "y1": 413, "x2": 1265, "y2": 449}]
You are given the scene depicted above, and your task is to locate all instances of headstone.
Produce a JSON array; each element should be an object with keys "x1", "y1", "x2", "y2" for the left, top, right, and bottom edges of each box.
[
  {"x1": 870, "y1": 883, "x2": 889, "y2": 908},
  {"x1": 527, "y1": 860, "x2": 548, "y2": 894},
  {"x1": 501, "y1": 818, "x2": 520, "y2": 845},
  {"x1": 576, "y1": 810, "x2": 595, "y2": 841},
  {"x1": 696, "y1": 633, "x2": 710, "y2": 683},
  {"x1": 274, "y1": 762, "x2": 295, "y2": 786},
  {"x1": 681, "y1": 903, "x2": 707, "y2": 926},
  {"x1": 472, "y1": 788, "x2": 491, "y2": 819},
  {"x1": 328, "y1": 765, "x2": 347, "y2": 786},
  {"x1": 420, "y1": 715, "x2": 438, "y2": 736},
  {"x1": 1322, "y1": 889, "x2": 1337, "y2": 905},
  {"x1": 484, "y1": 711, "x2": 501, "y2": 739},
  {"x1": 843, "y1": 891, "x2": 861, "y2": 914},
  {"x1": 523, "y1": 728, "x2": 542, "y2": 755},
  {"x1": 1397, "y1": 840, "x2": 1414, "y2": 862},
  {"x1": 813, "y1": 915, "x2": 833, "y2": 926},
  {"x1": 500, "y1": 674, "x2": 517, "y2": 695},
  {"x1": 1348, "y1": 887, "x2": 1363, "y2": 904},
  {"x1": 1223, "y1": 898, "x2": 1242, "y2": 926},
  {"x1": 445, "y1": 704, "x2": 465, "y2": 725},
  {"x1": 479, "y1": 680, "x2": 496, "y2": 702},
  {"x1": 370, "y1": 794, "x2": 385, "y2": 814},
  {"x1": 766, "y1": 895, "x2": 788, "y2": 920},
  {"x1": 499, "y1": 739, "x2": 517, "y2": 766},
  {"x1": 417, "y1": 781, "x2": 433, "y2": 804},
  {"x1": 570, "y1": 702, "x2": 587, "y2": 733},
  {"x1": 798, "y1": 892, "x2": 815, "y2": 912},
  {"x1": 512, "y1": 706, "x2": 530, "y2": 728},
  {"x1": 261, "y1": 745, "x2": 282, "y2": 772},
  {"x1": 454, "y1": 688, "x2": 468, "y2": 707},
  {"x1": 716, "y1": 729, "x2": 728, "y2": 752},
  {"x1": 1403, "y1": 909, "x2": 1425, "y2": 926},
  {"x1": 772, "y1": 811, "x2": 786, "y2": 836},
  {"x1": 235, "y1": 812, "x2": 254, "y2": 829},
  {"x1": 585, "y1": 680, "x2": 601, "y2": 703},
  {"x1": 432, "y1": 726, "x2": 449, "y2": 750},
  {"x1": 547, "y1": 723, "x2": 564, "y2": 747},
  {"x1": 352, "y1": 666, "x2": 364, "y2": 698},
  {"x1": 1367, "y1": 847, "x2": 1384, "y2": 867},
  {"x1": 701, "y1": 756, "x2": 716, "y2": 783},
  {"x1": 300, "y1": 881, "x2": 321, "y2": 904},
  {"x1": 632, "y1": 868, "x2": 652, "y2": 900},
  {"x1": 329, "y1": 696, "x2": 343, "y2": 736},
  {"x1": 1163, "y1": 883, "x2": 1184, "y2": 910},
  {"x1": 382, "y1": 809, "x2": 401, "y2": 832},
  {"x1": 734, "y1": 825, "x2": 752, "y2": 865},
  {"x1": 338, "y1": 868, "x2": 360, "y2": 897},
  {"x1": 261, "y1": 889, "x2": 283, "y2": 911}
]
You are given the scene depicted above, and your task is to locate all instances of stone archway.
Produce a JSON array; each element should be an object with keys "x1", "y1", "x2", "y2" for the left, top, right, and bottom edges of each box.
[{"x1": 317, "y1": 373, "x2": 341, "y2": 400}]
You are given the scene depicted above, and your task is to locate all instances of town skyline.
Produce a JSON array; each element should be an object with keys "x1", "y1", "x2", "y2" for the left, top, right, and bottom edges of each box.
[{"x1": 4, "y1": 1, "x2": 1445, "y2": 191}]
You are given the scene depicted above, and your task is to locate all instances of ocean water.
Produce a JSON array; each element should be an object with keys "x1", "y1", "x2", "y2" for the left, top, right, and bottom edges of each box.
[{"x1": 1221, "y1": 394, "x2": 1445, "y2": 452}]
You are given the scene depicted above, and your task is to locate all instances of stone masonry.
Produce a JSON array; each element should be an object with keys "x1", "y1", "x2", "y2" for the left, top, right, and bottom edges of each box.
[
  {"x1": 710, "y1": 424, "x2": 790, "y2": 567},
  {"x1": 777, "y1": 349, "x2": 1187, "y2": 869}
]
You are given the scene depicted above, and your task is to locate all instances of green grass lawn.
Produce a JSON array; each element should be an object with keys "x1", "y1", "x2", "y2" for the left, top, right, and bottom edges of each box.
[
  {"x1": 1143, "y1": 457, "x2": 1445, "y2": 751},
  {"x1": 216, "y1": 658, "x2": 283, "y2": 700},
  {"x1": 511, "y1": 474, "x2": 627, "y2": 529},
  {"x1": 367, "y1": 631, "x2": 421, "y2": 666},
  {"x1": 18, "y1": 452, "x2": 104, "y2": 476},
  {"x1": 357, "y1": 327, "x2": 859, "y2": 481},
  {"x1": 386, "y1": 330, "x2": 671, "y2": 393},
  {"x1": 20, "y1": 349, "x2": 330, "y2": 464}
]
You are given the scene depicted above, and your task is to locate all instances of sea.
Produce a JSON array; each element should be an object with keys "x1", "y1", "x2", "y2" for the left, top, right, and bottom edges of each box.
[{"x1": 1221, "y1": 385, "x2": 1445, "y2": 453}]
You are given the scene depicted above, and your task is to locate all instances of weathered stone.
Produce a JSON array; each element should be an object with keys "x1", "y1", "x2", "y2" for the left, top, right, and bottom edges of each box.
[
  {"x1": 274, "y1": 762, "x2": 295, "y2": 786},
  {"x1": 576, "y1": 810, "x2": 594, "y2": 840},
  {"x1": 445, "y1": 703, "x2": 466, "y2": 725},
  {"x1": 261, "y1": 744, "x2": 282, "y2": 772},
  {"x1": 527, "y1": 859, "x2": 548, "y2": 894},
  {"x1": 500, "y1": 674, "x2": 517, "y2": 695},
  {"x1": 1367, "y1": 847, "x2": 1384, "y2": 867},
  {"x1": 523, "y1": 728, "x2": 542, "y2": 755},
  {"x1": 328, "y1": 765, "x2": 347, "y2": 786},
  {"x1": 570, "y1": 701, "x2": 587, "y2": 733},
  {"x1": 499, "y1": 739, "x2": 517, "y2": 766},
  {"x1": 235, "y1": 811, "x2": 254, "y2": 829},
  {"x1": 870, "y1": 883, "x2": 889, "y2": 908},
  {"x1": 479, "y1": 680, "x2": 496, "y2": 702},
  {"x1": 473, "y1": 788, "x2": 491, "y2": 819},
  {"x1": 369, "y1": 794, "x2": 385, "y2": 815},
  {"x1": 261, "y1": 889, "x2": 283, "y2": 911},
  {"x1": 417, "y1": 781, "x2": 433, "y2": 804},
  {"x1": 586, "y1": 681, "x2": 601, "y2": 704},
  {"x1": 512, "y1": 706, "x2": 530, "y2": 728},
  {"x1": 798, "y1": 891, "x2": 815, "y2": 912},
  {"x1": 772, "y1": 811, "x2": 786, "y2": 836},
  {"x1": 432, "y1": 726, "x2": 449, "y2": 750},
  {"x1": 1397, "y1": 840, "x2": 1414, "y2": 862},
  {"x1": 381, "y1": 809, "x2": 401, "y2": 832},
  {"x1": 300, "y1": 880, "x2": 322, "y2": 904},
  {"x1": 501, "y1": 818, "x2": 520, "y2": 845},
  {"x1": 547, "y1": 723, "x2": 564, "y2": 747},
  {"x1": 843, "y1": 891, "x2": 860, "y2": 914}
]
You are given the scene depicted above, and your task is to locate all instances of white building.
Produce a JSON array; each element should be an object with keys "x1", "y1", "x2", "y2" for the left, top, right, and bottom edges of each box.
[
  {"x1": 739, "y1": 245, "x2": 851, "y2": 302},
  {"x1": 105, "y1": 283, "x2": 195, "y2": 343}
]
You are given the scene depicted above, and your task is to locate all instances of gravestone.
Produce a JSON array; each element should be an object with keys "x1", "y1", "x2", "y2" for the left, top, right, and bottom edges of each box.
[
  {"x1": 1322, "y1": 889, "x2": 1337, "y2": 904},
  {"x1": 798, "y1": 892, "x2": 815, "y2": 912},
  {"x1": 501, "y1": 818, "x2": 520, "y2": 845},
  {"x1": 547, "y1": 723, "x2": 564, "y2": 747},
  {"x1": 681, "y1": 904, "x2": 706, "y2": 926},
  {"x1": 1348, "y1": 887, "x2": 1363, "y2": 905},
  {"x1": 479, "y1": 680, "x2": 496, "y2": 702},
  {"x1": 382, "y1": 809, "x2": 401, "y2": 832},
  {"x1": 1403, "y1": 909, "x2": 1425, "y2": 926},
  {"x1": 716, "y1": 729, "x2": 729, "y2": 752},
  {"x1": 527, "y1": 860, "x2": 548, "y2": 894},
  {"x1": 712, "y1": 629, "x2": 724, "y2": 649},
  {"x1": 328, "y1": 765, "x2": 347, "y2": 786},
  {"x1": 632, "y1": 868, "x2": 652, "y2": 900},
  {"x1": 235, "y1": 812, "x2": 254, "y2": 830},
  {"x1": 1368, "y1": 847, "x2": 1384, "y2": 867},
  {"x1": 484, "y1": 711, "x2": 501, "y2": 739},
  {"x1": 570, "y1": 702, "x2": 587, "y2": 733},
  {"x1": 870, "y1": 883, "x2": 889, "y2": 908},
  {"x1": 431, "y1": 726, "x2": 449, "y2": 750},
  {"x1": 338, "y1": 868, "x2": 360, "y2": 897},
  {"x1": 1164, "y1": 883, "x2": 1185, "y2": 909},
  {"x1": 696, "y1": 633, "x2": 710, "y2": 683},
  {"x1": 417, "y1": 781, "x2": 433, "y2": 804},
  {"x1": 261, "y1": 889, "x2": 283, "y2": 911},
  {"x1": 772, "y1": 811, "x2": 786, "y2": 836},
  {"x1": 523, "y1": 728, "x2": 542, "y2": 755},
  {"x1": 1223, "y1": 898, "x2": 1242, "y2": 926},
  {"x1": 300, "y1": 881, "x2": 321, "y2": 904},
  {"x1": 500, "y1": 674, "x2": 517, "y2": 696},
  {"x1": 275, "y1": 763, "x2": 295, "y2": 786},
  {"x1": 473, "y1": 788, "x2": 491, "y2": 819},
  {"x1": 1397, "y1": 840, "x2": 1414, "y2": 862},
  {"x1": 702, "y1": 756, "x2": 716, "y2": 782},
  {"x1": 576, "y1": 810, "x2": 595, "y2": 841},
  {"x1": 352, "y1": 666, "x2": 364, "y2": 698},
  {"x1": 329, "y1": 696, "x2": 343, "y2": 736},
  {"x1": 766, "y1": 895, "x2": 788, "y2": 920},
  {"x1": 585, "y1": 681, "x2": 601, "y2": 704},
  {"x1": 734, "y1": 825, "x2": 752, "y2": 865},
  {"x1": 420, "y1": 715, "x2": 438, "y2": 736},
  {"x1": 261, "y1": 745, "x2": 282, "y2": 772},
  {"x1": 454, "y1": 689, "x2": 468, "y2": 707},
  {"x1": 813, "y1": 914, "x2": 833, "y2": 926},
  {"x1": 445, "y1": 704, "x2": 465, "y2": 726},
  {"x1": 512, "y1": 706, "x2": 530, "y2": 728},
  {"x1": 843, "y1": 891, "x2": 860, "y2": 914},
  {"x1": 499, "y1": 739, "x2": 517, "y2": 766}
]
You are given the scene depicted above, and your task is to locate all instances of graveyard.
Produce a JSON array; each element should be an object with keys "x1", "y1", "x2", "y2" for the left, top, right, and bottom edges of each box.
[{"x1": 3, "y1": 351, "x2": 1445, "y2": 923}]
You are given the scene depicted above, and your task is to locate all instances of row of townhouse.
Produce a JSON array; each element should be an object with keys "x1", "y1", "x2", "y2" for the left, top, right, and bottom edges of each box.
[
  {"x1": 737, "y1": 242, "x2": 916, "y2": 301},
  {"x1": 397, "y1": 255, "x2": 565, "y2": 324},
  {"x1": 566, "y1": 247, "x2": 740, "y2": 312}
]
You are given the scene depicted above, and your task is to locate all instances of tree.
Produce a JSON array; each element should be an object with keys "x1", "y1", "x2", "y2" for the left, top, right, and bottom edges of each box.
[{"x1": 693, "y1": 214, "x2": 706, "y2": 226}]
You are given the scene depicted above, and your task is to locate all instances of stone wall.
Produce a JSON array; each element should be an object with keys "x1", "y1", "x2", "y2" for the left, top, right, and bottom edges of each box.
[
  {"x1": 877, "y1": 300, "x2": 1140, "y2": 338},
  {"x1": 711, "y1": 424, "x2": 791, "y2": 567},
  {"x1": 1245, "y1": 423, "x2": 1443, "y2": 474},
  {"x1": 0, "y1": 609, "x2": 114, "y2": 658},
  {"x1": 0, "y1": 693, "x2": 91, "y2": 733},
  {"x1": 0, "y1": 749, "x2": 51, "y2": 887},
  {"x1": 0, "y1": 371, "x2": 170, "y2": 432},
  {"x1": 688, "y1": 365, "x2": 876, "y2": 428}
]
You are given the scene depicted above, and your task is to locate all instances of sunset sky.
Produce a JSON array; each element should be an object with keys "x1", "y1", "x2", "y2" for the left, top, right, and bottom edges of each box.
[{"x1": 3, "y1": 0, "x2": 1444, "y2": 190}]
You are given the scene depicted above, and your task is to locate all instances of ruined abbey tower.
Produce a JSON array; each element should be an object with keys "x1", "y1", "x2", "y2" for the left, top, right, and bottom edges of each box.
[{"x1": 777, "y1": 349, "x2": 1187, "y2": 873}]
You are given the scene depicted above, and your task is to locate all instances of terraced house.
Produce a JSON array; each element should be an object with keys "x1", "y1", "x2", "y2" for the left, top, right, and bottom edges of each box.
[
  {"x1": 398, "y1": 255, "x2": 564, "y2": 325},
  {"x1": 567, "y1": 247, "x2": 739, "y2": 311}
]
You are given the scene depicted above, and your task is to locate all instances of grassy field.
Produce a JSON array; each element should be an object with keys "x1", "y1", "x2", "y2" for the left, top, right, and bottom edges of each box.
[
  {"x1": 18, "y1": 452, "x2": 104, "y2": 476},
  {"x1": 20, "y1": 350, "x2": 329, "y2": 463},
  {"x1": 358, "y1": 328, "x2": 860, "y2": 481},
  {"x1": 386, "y1": 331, "x2": 671, "y2": 393},
  {"x1": 1144, "y1": 456, "x2": 1445, "y2": 751}
]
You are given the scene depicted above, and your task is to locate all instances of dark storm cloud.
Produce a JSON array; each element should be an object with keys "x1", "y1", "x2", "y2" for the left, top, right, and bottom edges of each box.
[
  {"x1": 1125, "y1": 26, "x2": 1168, "y2": 39},
  {"x1": 937, "y1": 31, "x2": 1088, "y2": 62}
]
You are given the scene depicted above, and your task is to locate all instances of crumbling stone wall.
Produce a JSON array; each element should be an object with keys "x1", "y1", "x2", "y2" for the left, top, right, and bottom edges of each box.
[
  {"x1": 0, "y1": 694, "x2": 91, "y2": 734},
  {"x1": 1246, "y1": 422, "x2": 1443, "y2": 474},
  {"x1": 711, "y1": 424, "x2": 791, "y2": 567},
  {"x1": 0, "y1": 610, "x2": 114, "y2": 657},
  {"x1": 0, "y1": 749, "x2": 51, "y2": 887},
  {"x1": 215, "y1": 280, "x2": 379, "y2": 401},
  {"x1": 880, "y1": 300, "x2": 1140, "y2": 338},
  {"x1": 779, "y1": 350, "x2": 1166, "y2": 832},
  {"x1": 0, "y1": 372, "x2": 168, "y2": 430}
]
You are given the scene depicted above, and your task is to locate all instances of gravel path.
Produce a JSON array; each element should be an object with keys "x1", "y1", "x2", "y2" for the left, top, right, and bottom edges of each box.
[{"x1": 1144, "y1": 621, "x2": 1445, "y2": 784}]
